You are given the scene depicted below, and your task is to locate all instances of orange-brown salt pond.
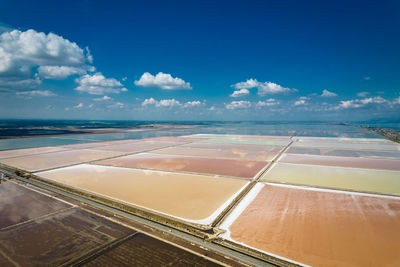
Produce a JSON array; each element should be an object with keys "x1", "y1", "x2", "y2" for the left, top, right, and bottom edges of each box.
[
  {"x1": 36, "y1": 164, "x2": 248, "y2": 223},
  {"x1": 222, "y1": 183, "x2": 400, "y2": 266},
  {"x1": 95, "y1": 153, "x2": 268, "y2": 178}
]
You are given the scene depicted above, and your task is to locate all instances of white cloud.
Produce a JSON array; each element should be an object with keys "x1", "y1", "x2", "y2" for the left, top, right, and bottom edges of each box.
[
  {"x1": 357, "y1": 91, "x2": 369, "y2": 97},
  {"x1": 208, "y1": 106, "x2": 216, "y2": 111},
  {"x1": 122, "y1": 77, "x2": 127, "y2": 81},
  {"x1": 0, "y1": 28, "x2": 124, "y2": 97},
  {"x1": 256, "y1": 98, "x2": 279, "y2": 107},
  {"x1": 364, "y1": 76, "x2": 371, "y2": 80},
  {"x1": 226, "y1": 100, "x2": 251, "y2": 110},
  {"x1": 141, "y1": 98, "x2": 204, "y2": 108},
  {"x1": 16, "y1": 90, "x2": 56, "y2": 97},
  {"x1": 321, "y1": 89, "x2": 337, "y2": 97},
  {"x1": 85, "y1": 47, "x2": 93, "y2": 64},
  {"x1": 337, "y1": 96, "x2": 388, "y2": 109},
  {"x1": 107, "y1": 102, "x2": 124, "y2": 109},
  {"x1": 74, "y1": 103, "x2": 84, "y2": 108},
  {"x1": 230, "y1": 88, "x2": 250, "y2": 98},
  {"x1": 141, "y1": 98, "x2": 182, "y2": 107},
  {"x1": 75, "y1": 73, "x2": 127, "y2": 95},
  {"x1": 232, "y1": 78, "x2": 259, "y2": 90},
  {"x1": 0, "y1": 29, "x2": 88, "y2": 77},
  {"x1": 393, "y1": 96, "x2": 400, "y2": 104},
  {"x1": 38, "y1": 65, "x2": 86, "y2": 79},
  {"x1": 0, "y1": 77, "x2": 41, "y2": 91},
  {"x1": 94, "y1": 95, "x2": 112, "y2": 101},
  {"x1": 134, "y1": 72, "x2": 192, "y2": 90},
  {"x1": 294, "y1": 96, "x2": 309, "y2": 106},
  {"x1": 183, "y1": 101, "x2": 202, "y2": 108},
  {"x1": 360, "y1": 96, "x2": 387, "y2": 105},
  {"x1": 231, "y1": 78, "x2": 295, "y2": 96},
  {"x1": 157, "y1": 99, "x2": 181, "y2": 107},
  {"x1": 142, "y1": 97, "x2": 157, "y2": 106}
]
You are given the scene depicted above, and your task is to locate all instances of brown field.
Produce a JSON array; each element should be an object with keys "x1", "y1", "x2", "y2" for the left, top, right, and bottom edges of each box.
[
  {"x1": 0, "y1": 181, "x2": 71, "y2": 229},
  {"x1": 37, "y1": 164, "x2": 247, "y2": 221},
  {"x1": 84, "y1": 233, "x2": 220, "y2": 266},
  {"x1": 228, "y1": 184, "x2": 400, "y2": 266},
  {"x1": 0, "y1": 208, "x2": 134, "y2": 266},
  {"x1": 279, "y1": 153, "x2": 400, "y2": 171},
  {"x1": 95, "y1": 152, "x2": 268, "y2": 178}
]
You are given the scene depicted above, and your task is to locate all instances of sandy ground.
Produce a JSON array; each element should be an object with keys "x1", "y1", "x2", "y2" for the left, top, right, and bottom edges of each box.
[
  {"x1": 95, "y1": 153, "x2": 268, "y2": 178},
  {"x1": 279, "y1": 153, "x2": 400, "y2": 171},
  {"x1": 0, "y1": 149, "x2": 125, "y2": 172},
  {"x1": 37, "y1": 164, "x2": 247, "y2": 222},
  {"x1": 262, "y1": 162, "x2": 400, "y2": 195},
  {"x1": 228, "y1": 184, "x2": 400, "y2": 266}
]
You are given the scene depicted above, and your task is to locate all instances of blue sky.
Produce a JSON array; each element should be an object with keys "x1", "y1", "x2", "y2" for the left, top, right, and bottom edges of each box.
[{"x1": 0, "y1": 0, "x2": 399, "y2": 121}]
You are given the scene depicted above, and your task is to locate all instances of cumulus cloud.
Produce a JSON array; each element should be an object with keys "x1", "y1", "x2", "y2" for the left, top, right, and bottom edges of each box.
[
  {"x1": 0, "y1": 77, "x2": 42, "y2": 91},
  {"x1": 107, "y1": 102, "x2": 125, "y2": 109},
  {"x1": 364, "y1": 76, "x2": 371, "y2": 80},
  {"x1": 357, "y1": 91, "x2": 369, "y2": 97},
  {"x1": 294, "y1": 96, "x2": 309, "y2": 106},
  {"x1": 93, "y1": 95, "x2": 113, "y2": 101},
  {"x1": 142, "y1": 97, "x2": 157, "y2": 106},
  {"x1": 183, "y1": 101, "x2": 202, "y2": 108},
  {"x1": 38, "y1": 65, "x2": 86, "y2": 79},
  {"x1": 142, "y1": 98, "x2": 205, "y2": 108},
  {"x1": 16, "y1": 90, "x2": 56, "y2": 98},
  {"x1": 0, "y1": 28, "x2": 125, "y2": 97},
  {"x1": 157, "y1": 99, "x2": 181, "y2": 107},
  {"x1": 256, "y1": 98, "x2": 279, "y2": 107},
  {"x1": 231, "y1": 78, "x2": 295, "y2": 96},
  {"x1": 336, "y1": 96, "x2": 388, "y2": 109},
  {"x1": 321, "y1": 89, "x2": 337, "y2": 97},
  {"x1": 141, "y1": 98, "x2": 181, "y2": 107},
  {"x1": 226, "y1": 100, "x2": 251, "y2": 110},
  {"x1": 0, "y1": 29, "x2": 89, "y2": 80},
  {"x1": 75, "y1": 73, "x2": 127, "y2": 95},
  {"x1": 230, "y1": 88, "x2": 250, "y2": 98},
  {"x1": 134, "y1": 72, "x2": 192, "y2": 90},
  {"x1": 74, "y1": 103, "x2": 84, "y2": 109}
]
